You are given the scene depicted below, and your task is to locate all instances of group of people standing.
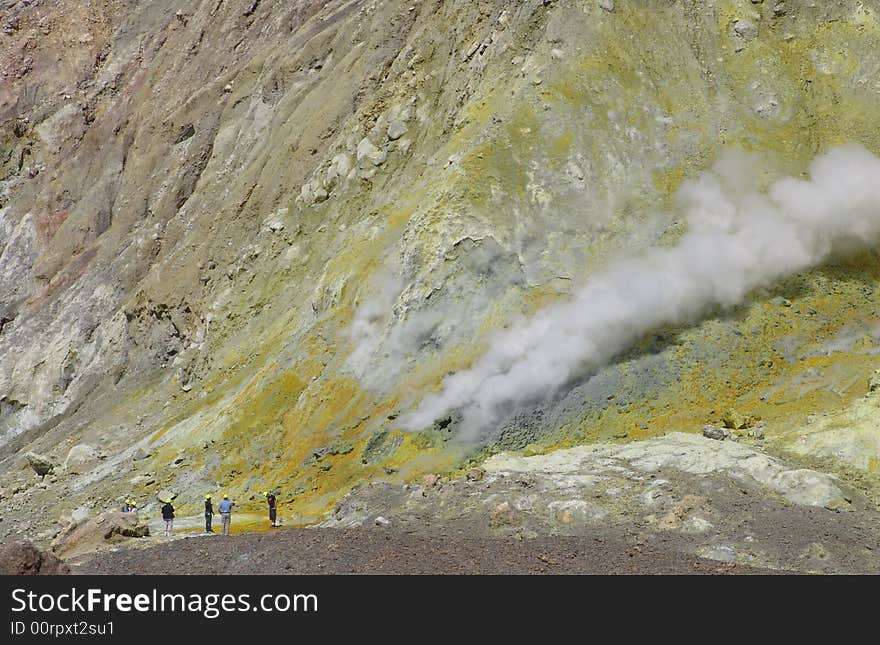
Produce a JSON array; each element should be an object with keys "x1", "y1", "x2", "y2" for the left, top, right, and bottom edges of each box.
[{"x1": 151, "y1": 490, "x2": 279, "y2": 537}]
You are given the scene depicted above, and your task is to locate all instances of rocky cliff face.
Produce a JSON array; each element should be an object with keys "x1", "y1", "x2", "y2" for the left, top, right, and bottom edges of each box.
[{"x1": 2, "y1": 0, "x2": 880, "y2": 550}]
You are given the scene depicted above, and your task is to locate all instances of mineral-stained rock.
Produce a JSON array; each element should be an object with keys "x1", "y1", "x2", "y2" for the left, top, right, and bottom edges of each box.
[
  {"x1": 485, "y1": 432, "x2": 847, "y2": 507},
  {"x1": 721, "y1": 409, "x2": 759, "y2": 430},
  {"x1": 489, "y1": 501, "x2": 514, "y2": 527},
  {"x1": 421, "y1": 473, "x2": 439, "y2": 490}
]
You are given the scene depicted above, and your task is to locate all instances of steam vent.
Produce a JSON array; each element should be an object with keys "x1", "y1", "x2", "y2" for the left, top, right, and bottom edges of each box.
[{"x1": 2, "y1": 0, "x2": 880, "y2": 574}]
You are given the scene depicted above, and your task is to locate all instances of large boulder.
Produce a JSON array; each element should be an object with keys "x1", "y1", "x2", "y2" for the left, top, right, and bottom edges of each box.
[
  {"x1": 702, "y1": 424, "x2": 731, "y2": 441},
  {"x1": 58, "y1": 506, "x2": 91, "y2": 526},
  {"x1": 25, "y1": 451, "x2": 54, "y2": 477},
  {"x1": 51, "y1": 511, "x2": 149, "y2": 559},
  {"x1": 0, "y1": 540, "x2": 70, "y2": 575},
  {"x1": 64, "y1": 444, "x2": 99, "y2": 470}
]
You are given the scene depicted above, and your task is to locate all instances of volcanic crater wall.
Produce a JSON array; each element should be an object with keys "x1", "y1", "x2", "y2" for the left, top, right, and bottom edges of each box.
[{"x1": 2, "y1": 0, "x2": 880, "y2": 534}]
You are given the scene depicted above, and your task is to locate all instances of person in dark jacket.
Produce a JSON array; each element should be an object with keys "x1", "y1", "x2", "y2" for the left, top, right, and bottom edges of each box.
[
  {"x1": 204, "y1": 494, "x2": 214, "y2": 533},
  {"x1": 161, "y1": 498, "x2": 175, "y2": 536},
  {"x1": 264, "y1": 491, "x2": 279, "y2": 527}
]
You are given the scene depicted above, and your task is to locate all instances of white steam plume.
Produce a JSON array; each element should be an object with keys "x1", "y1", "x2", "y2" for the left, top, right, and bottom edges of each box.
[
  {"x1": 347, "y1": 271, "x2": 403, "y2": 382},
  {"x1": 399, "y1": 144, "x2": 880, "y2": 438}
]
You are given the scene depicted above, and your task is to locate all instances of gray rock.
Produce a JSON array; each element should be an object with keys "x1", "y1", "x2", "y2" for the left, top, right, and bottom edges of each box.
[
  {"x1": 356, "y1": 137, "x2": 386, "y2": 167},
  {"x1": 387, "y1": 120, "x2": 408, "y2": 141},
  {"x1": 733, "y1": 20, "x2": 758, "y2": 40},
  {"x1": 772, "y1": 2, "x2": 786, "y2": 16},
  {"x1": 71, "y1": 506, "x2": 91, "y2": 524},
  {"x1": 324, "y1": 153, "x2": 351, "y2": 189},
  {"x1": 748, "y1": 423, "x2": 766, "y2": 440},
  {"x1": 549, "y1": 499, "x2": 608, "y2": 523},
  {"x1": 599, "y1": 0, "x2": 614, "y2": 11},
  {"x1": 156, "y1": 490, "x2": 176, "y2": 503},
  {"x1": 683, "y1": 516, "x2": 713, "y2": 533},
  {"x1": 702, "y1": 425, "x2": 731, "y2": 441},
  {"x1": 64, "y1": 444, "x2": 98, "y2": 470},
  {"x1": 25, "y1": 452, "x2": 54, "y2": 477},
  {"x1": 699, "y1": 544, "x2": 738, "y2": 563}
]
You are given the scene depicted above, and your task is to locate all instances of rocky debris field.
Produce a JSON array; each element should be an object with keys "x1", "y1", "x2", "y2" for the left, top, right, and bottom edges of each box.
[
  {"x1": 321, "y1": 433, "x2": 880, "y2": 574},
  {"x1": 71, "y1": 526, "x2": 760, "y2": 575}
]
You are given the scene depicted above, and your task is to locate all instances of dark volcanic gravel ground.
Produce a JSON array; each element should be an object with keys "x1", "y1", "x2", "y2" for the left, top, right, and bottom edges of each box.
[{"x1": 70, "y1": 527, "x2": 768, "y2": 575}]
